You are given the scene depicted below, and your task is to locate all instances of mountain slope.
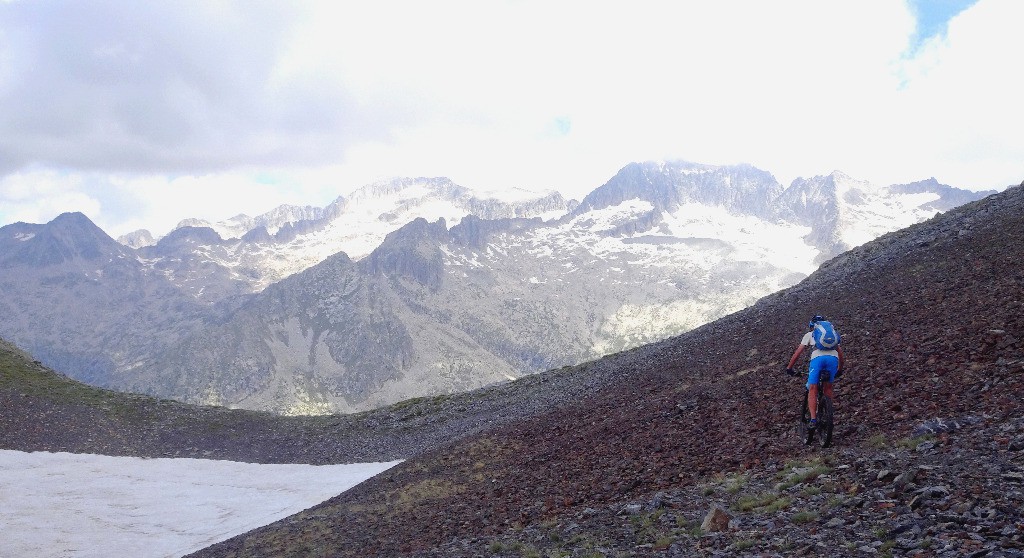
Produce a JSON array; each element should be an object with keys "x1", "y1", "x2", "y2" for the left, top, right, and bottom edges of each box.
[
  {"x1": 0, "y1": 332, "x2": 624, "y2": 463},
  {"x1": 189, "y1": 182, "x2": 1024, "y2": 556},
  {"x1": 134, "y1": 207, "x2": 800, "y2": 414},
  {"x1": 0, "y1": 336, "x2": 386, "y2": 463}
]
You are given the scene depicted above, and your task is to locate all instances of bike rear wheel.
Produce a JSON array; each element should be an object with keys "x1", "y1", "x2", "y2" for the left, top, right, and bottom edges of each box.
[{"x1": 817, "y1": 395, "x2": 834, "y2": 448}]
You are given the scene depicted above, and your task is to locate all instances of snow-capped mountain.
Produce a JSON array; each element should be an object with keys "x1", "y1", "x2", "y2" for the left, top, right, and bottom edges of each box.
[
  {"x1": 777, "y1": 172, "x2": 963, "y2": 262},
  {"x1": 130, "y1": 207, "x2": 803, "y2": 414},
  {"x1": 571, "y1": 161, "x2": 783, "y2": 219},
  {"x1": 0, "y1": 161, "x2": 997, "y2": 413},
  {"x1": 122, "y1": 177, "x2": 575, "y2": 299}
]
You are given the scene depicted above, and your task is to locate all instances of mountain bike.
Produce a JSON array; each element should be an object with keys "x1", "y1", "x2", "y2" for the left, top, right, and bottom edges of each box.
[{"x1": 800, "y1": 375, "x2": 834, "y2": 448}]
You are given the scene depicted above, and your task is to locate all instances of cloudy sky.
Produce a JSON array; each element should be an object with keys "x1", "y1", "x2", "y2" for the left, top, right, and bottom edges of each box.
[{"x1": 1, "y1": 0, "x2": 1020, "y2": 237}]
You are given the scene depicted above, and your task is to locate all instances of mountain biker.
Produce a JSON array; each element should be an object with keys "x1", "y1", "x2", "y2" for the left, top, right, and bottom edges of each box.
[{"x1": 786, "y1": 315, "x2": 844, "y2": 430}]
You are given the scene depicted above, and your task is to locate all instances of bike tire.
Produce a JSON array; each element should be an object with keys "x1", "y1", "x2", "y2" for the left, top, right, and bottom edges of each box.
[
  {"x1": 817, "y1": 396, "x2": 834, "y2": 448},
  {"x1": 800, "y1": 391, "x2": 815, "y2": 445}
]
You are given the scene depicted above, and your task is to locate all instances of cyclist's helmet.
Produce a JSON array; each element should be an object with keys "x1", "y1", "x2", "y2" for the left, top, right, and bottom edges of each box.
[{"x1": 808, "y1": 315, "x2": 825, "y2": 328}]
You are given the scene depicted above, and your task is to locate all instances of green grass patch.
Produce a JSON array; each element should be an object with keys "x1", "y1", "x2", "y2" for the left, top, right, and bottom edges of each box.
[
  {"x1": 724, "y1": 472, "x2": 750, "y2": 494},
  {"x1": 654, "y1": 536, "x2": 675, "y2": 550},
  {"x1": 736, "y1": 492, "x2": 790, "y2": 513},
  {"x1": 802, "y1": 486, "x2": 822, "y2": 497},
  {"x1": 518, "y1": 545, "x2": 541, "y2": 558},
  {"x1": 676, "y1": 517, "x2": 702, "y2": 537},
  {"x1": 866, "y1": 433, "x2": 889, "y2": 448},
  {"x1": 896, "y1": 434, "x2": 936, "y2": 450},
  {"x1": 791, "y1": 510, "x2": 819, "y2": 524},
  {"x1": 630, "y1": 509, "x2": 666, "y2": 545},
  {"x1": 733, "y1": 539, "x2": 756, "y2": 551},
  {"x1": 777, "y1": 458, "x2": 831, "y2": 489}
]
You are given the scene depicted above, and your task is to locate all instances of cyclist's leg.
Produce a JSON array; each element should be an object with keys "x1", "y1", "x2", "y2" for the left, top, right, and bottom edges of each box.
[
  {"x1": 807, "y1": 355, "x2": 838, "y2": 420},
  {"x1": 806, "y1": 361, "x2": 822, "y2": 420},
  {"x1": 821, "y1": 356, "x2": 839, "y2": 400}
]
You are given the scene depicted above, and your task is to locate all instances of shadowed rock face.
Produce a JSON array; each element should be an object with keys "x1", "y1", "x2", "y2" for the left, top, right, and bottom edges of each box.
[
  {"x1": 363, "y1": 218, "x2": 450, "y2": 291},
  {"x1": 186, "y1": 184, "x2": 1024, "y2": 556},
  {"x1": 149, "y1": 226, "x2": 227, "y2": 254},
  {"x1": 448, "y1": 215, "x2": 542, "y2": 250}
]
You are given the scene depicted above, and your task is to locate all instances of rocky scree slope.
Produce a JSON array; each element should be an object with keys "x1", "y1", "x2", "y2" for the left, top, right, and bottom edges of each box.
[{"x1": 189, "y1": 183, "x2": 1024, "y2": 557}]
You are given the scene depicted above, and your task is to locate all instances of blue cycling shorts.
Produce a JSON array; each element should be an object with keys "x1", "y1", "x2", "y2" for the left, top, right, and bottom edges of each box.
[{"x1": 807, "y1": 355, "x2": 840, "y2": 389}]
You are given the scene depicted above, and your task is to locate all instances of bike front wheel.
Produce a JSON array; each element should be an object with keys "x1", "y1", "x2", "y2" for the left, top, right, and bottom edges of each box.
[{"x1": 800, "y1": 391, "x2": 815, "y2": 445}]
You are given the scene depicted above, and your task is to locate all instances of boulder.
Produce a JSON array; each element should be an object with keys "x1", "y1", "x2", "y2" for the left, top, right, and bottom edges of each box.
[{"x1": 701, "y1": 504, "x2": 733, "y2": 532}]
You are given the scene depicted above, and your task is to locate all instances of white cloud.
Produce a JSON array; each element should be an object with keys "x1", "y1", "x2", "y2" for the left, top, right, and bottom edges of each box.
[
  {"x1": 96, "y1": 172, "x2": 345, "y2": 237},
  {"x1": 0, "y1": 170, "x2": 103, "y2": 225},
  {"x1": 0, "y1": 0, "x2": 1020, "y2": 236},
  {"x1": 869, "y1": 0, "x2": 1024, "y2": 188}
]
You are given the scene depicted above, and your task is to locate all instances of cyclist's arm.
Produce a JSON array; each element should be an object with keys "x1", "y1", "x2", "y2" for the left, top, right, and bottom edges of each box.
[
  {"x1": 836, "y1": 346, "x2": 845, "y2": 371},
  {"x1": 787, "y1": 344, "x2": 806, "y2": 369}
]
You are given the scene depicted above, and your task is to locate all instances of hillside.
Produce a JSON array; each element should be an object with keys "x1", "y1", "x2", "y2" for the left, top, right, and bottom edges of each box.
[
  {"x1": 0, "y1": 335, "x2": 626, "y2": 464},
  {"x1": 187, "y1": 182, "x2": 1024, "y2": 557}
]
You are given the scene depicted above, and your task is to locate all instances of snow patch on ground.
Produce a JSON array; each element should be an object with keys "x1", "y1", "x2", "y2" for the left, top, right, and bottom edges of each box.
[{"x1": 0, "y1": 450, "x2": 401, "y2": 558}]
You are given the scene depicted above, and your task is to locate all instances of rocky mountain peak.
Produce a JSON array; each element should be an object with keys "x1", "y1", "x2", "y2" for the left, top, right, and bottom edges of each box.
[
  {"x1": 48, "y1": 211, "x2": 101, "y2": 232},
  {"x1": 174, "y1": 217, "x2": 214, "y2": 230},
  {"x1": 117, "y1": 229, "x2": 156, "y2": 249},
  {"x1": 363, "y1": 217, "x2": 450, "y2": 290},
  {"x1": 150, "y1": 226, "x2": 226, "y2": 253},
  {"x1": 239, "y1": 226, "x2": 273, "y2": 244},
  {"x1": 0, "y1": 212, "x2": 125, "y2": 267},
  {"x1": 248, "y1": 204, "x2": 326, "y2": 236},
  {"x1": 571, "y1": 160, "x2": 783, "y2": 219},
  {"x1": 352, "y1": 176, "x2": 466, "y2": 203}
]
